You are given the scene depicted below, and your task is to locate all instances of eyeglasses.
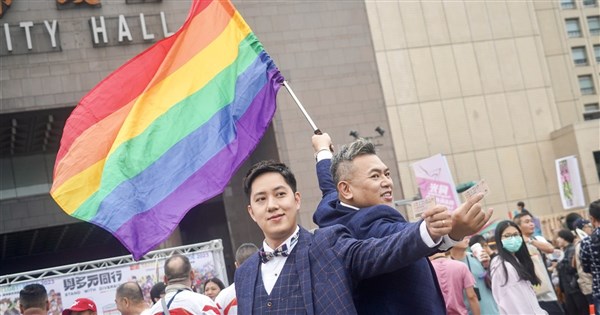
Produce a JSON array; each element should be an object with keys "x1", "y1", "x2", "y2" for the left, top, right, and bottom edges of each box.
[{"x1": 501, "y1": 233, "x2": 521, "y2": 239}]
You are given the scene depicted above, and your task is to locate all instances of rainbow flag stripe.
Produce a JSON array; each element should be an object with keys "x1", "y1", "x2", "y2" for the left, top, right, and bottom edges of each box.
[{"x1": 50, "y1": 0, "x2": 283, "y2": 259}]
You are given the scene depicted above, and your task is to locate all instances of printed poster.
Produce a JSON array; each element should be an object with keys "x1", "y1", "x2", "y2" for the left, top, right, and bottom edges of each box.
[
  {"x1": 411, "y1": 154, "x2": 460, "y2": 211},
  {"x1": 0, "y1": 251, "x2": 223, "y2": 315},
  {"x1": 555, "y1": 156, "x2": 585, "y2": 210}
]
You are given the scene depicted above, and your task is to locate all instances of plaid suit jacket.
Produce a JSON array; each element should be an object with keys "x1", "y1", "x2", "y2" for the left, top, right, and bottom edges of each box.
[
  {"x1": 312, "y1": 158, "x2": 446, "y2": 314},
  {"x1": 234, "y1": 225, "x2": 436, "y2": 315}
]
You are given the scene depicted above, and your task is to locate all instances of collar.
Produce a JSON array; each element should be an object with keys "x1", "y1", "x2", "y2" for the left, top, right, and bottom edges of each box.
[
  {"x1": 22, "y1": 309, "x2": 47, "y2": 315},
  {"x1": 340, "y1": 201, "x2": 359, "y2": 211},
  {"x1": 164, "y1": 283, "x2": 192, "y2": 293},
  {"x1": 263, "y1": 225, "x2": 300, "y2": 252}
]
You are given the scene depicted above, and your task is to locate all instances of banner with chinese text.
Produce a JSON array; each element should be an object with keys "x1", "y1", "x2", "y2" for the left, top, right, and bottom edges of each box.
[
  {"x1": 411, "y1": 154, "x2": 460, "y2": 211},
  {"x1": 0, "y1": 251, "x2": 223, "y2": 315}
]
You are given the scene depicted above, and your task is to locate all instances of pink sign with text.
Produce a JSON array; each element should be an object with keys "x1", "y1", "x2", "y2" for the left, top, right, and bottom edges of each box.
[{"x1": 412, "y1": 154, "x2": 460, "y2": 211}]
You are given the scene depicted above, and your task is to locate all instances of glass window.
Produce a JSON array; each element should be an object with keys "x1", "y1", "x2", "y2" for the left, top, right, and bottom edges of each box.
[
  {"x1": 572, "y1": 46, "x2": 588, "y2": 65},
  {"x1": 589, "y1": 16, "x2": 600, "y2": 35},
  {"x1": 566, "y1": 19, "x2": 582, "y2": 37},
  {"x1": 583, "y1": 0, "x2": 598, "y2": 7},
  {"x1": 561, "y1": 0, "x2": 576, "y2": 8},
  {"x1": 583, "y1": 103, "x2": 599, "y2": 120},
  {"x1": 595, "y1": 45, "x2": 600, "y2": 63},
  {"x1": 583, "y1": 103, "x2": 600, "y2": 120},
  {"x1": 594, "y1": 151, "x2": 600, "y2": 181},
  {"x1": 584, "y1": 103, "x2": 599, "y2": 112},
  {"x1": 579, "y1": 75, "x2": 595, "y2": 95}
]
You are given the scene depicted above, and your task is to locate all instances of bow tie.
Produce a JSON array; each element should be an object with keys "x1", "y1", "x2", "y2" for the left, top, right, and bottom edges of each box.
[
  {"x1": 259, "y1": 244, "x2": 289, "y2": 264},
  {"x1": 259, "y1": 230, "x2": 300, "y2": 264}
]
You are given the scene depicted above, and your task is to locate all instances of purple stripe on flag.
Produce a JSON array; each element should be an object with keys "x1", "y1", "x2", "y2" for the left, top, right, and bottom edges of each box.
[{"x1": 114, "y1": 69, "x2": 283, "y2": 259}]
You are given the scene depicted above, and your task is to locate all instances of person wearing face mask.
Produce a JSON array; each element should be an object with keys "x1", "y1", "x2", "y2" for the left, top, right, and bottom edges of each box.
[{"x1": 490, "y1": 220, "x2": 548, "y2": 315}]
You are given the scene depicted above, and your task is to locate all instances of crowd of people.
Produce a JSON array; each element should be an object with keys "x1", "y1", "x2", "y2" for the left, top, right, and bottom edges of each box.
[{"x1": 12, "y1": 135, "x2": 600, "y2": 315}]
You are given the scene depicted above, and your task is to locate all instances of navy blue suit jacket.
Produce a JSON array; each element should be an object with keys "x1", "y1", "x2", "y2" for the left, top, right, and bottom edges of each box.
[
  {"x1": 234, "y1": 226, "x2": 437, "y2": 315},
  {"x1": 313, "y1": 159, "x2": 447, "y2": 315}
]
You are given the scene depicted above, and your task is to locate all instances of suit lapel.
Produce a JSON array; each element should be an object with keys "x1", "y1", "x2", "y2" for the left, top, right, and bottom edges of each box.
[
  {"x1": 237, "y1": 254, "x2": 260, "y2": 314},
  {"x1": 295, "y1": 227, "x2": 315, "y2": 315}
]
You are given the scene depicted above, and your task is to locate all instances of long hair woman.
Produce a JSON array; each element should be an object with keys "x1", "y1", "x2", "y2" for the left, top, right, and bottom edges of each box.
[{"x1": 490, "y1": 220, "x2": 547, "y2": 314}]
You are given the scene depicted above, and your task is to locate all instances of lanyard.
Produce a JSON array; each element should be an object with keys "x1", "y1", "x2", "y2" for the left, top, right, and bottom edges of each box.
[{"x1": 161, "y1": 289, "x2": 183, "y2": 315}]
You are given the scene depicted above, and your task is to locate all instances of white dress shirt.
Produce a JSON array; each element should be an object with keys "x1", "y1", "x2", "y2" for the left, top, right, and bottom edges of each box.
[{"x1": 261, "y1": 225, "x2": 300, "y2": 294}]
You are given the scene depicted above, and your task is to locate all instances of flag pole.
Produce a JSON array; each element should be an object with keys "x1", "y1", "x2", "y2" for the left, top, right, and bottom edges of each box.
[{"x1": 282, "y1": 80, "x2": 322, "y2": 135}]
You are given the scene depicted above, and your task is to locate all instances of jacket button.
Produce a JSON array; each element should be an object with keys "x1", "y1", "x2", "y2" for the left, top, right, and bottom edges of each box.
[{"x1": 267, "y1": 301, "x2": 272, "y2": 307}]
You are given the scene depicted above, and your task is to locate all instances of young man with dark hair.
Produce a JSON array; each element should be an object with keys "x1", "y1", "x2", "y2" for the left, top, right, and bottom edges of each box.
[
  {"x1": 514, "y1": 212, "x2": 563, "y2": 314},
  {"x1": 580, "y1": 199, "x2": 600, "y2": 315},
  {"x1": 19, "y1": 284, "x2": 49, "y2": 315},
  {"x1": 235, "y1": 160, "x2": 452, "y2": 314},
  {"x1": 311, "y1": 133, "x2": 492, "y2": 314}
]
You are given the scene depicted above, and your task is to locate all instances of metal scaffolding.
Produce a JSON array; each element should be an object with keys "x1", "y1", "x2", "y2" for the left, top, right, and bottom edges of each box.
[{"x1": 0, "y1": 239, "x2": 226, "y2": 286}]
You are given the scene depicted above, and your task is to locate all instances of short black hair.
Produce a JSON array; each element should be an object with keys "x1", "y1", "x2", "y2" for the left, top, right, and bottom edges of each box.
[
  {"x1": 513, "y1": 212, "x2": 532, "y2": 226},
  {"x1": 517, "y1": 201, "x2": 525, "y2": 208},
  {"x1": 557, "y1": 229, "x2": 575, "y2": 244},
  {"x1": 150, "y1": 282, "x2": 166, "y2": 303},
  {"x1": 468, "y1": 234, "x2": 487, "y2": 248},
  {"x1": 590, "y1": 199, "x2": 600, "y2": 221},
  {"x1": 19, "y1": 284, "x2": 47, "y2": 310},
  {"x1": 205, "y1": 277, "x2": 225, "y2": 291},
  {"x1": 116, "y1": 282, "x2": 144, "y2": 303},
  {"x1": 243, "y1": 160, "x2": 297, "y2": 198},
  {"x1": 565, "y1": 212, "x2": 583, "y2": 231}
]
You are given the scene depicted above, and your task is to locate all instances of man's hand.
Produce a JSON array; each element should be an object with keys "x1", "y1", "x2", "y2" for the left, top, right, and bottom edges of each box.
[
  {"x1": 422, "y1": 205, "x2": 452, "y2": 242},
  {"x1": 448, "y1": 193, "x2": 493, "y2": 241},
  {"x1": 312, "y1": 133, "x2": 332, "y2": 153}
]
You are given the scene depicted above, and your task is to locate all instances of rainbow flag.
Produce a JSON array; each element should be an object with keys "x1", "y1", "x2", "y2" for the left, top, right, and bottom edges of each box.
[{"x1": 50, "y1": 0, "x2": 283, "y2": 259}]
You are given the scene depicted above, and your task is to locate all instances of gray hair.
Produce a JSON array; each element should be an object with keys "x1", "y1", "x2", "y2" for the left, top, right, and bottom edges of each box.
[
  {"x1": 331, "y1": 138, "x2": 377, "y2": 185},
  {"x1": 235, "y1": 243, "x2": 259, "y2": 265}
]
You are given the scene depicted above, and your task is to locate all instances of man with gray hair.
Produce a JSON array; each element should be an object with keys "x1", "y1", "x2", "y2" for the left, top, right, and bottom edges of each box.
[
  {"x1": 312, "y1": 133, "x2": 492, "y2": 314},
  {"x1": 115, "y1": 282, "x2": 148, "y2": 315},
  {"x1": 145, "y1": 254, "x2": 219, "y2": 315},
  {"x1": 215, "y1": 243, "x2": 259, "y2": 315},
  {"x1": 19, "y1": 284, "x2": 49, "y2": 315}
]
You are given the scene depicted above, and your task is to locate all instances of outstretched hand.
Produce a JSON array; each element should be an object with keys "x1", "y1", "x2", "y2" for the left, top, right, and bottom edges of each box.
[
  {"x1": 448, "y1": 193, "x2": 493, "y2": 241},
  {"x1": 422, "y1": 205, "x2": 452, "y2": 242}
]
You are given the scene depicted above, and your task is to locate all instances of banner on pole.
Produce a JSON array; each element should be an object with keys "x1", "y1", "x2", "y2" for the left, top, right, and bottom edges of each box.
[
  {"x1": 555, "y1": 156, "x2": 586, "y2": 210},
  {"x1": 411, "y1": 154, "x2": 460, "y2": 211}
]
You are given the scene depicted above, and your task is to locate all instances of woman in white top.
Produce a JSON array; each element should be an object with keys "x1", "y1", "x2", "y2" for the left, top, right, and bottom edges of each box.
[{"x1": 490, "y1": 220, "x2": 548, "y2": 315}]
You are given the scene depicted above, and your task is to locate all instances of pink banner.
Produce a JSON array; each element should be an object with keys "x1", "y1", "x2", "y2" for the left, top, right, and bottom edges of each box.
[{"x1": 412, "y1": 154, "x2": 460, "y2": 211}]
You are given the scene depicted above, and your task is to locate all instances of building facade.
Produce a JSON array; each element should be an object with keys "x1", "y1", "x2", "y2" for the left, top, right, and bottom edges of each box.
[
  {"x1": 1, "y1": 0, "x2": 598, "y2": 276},
  {"x1": 365, "y1": 0, "x2": 599, "y2": 218}
]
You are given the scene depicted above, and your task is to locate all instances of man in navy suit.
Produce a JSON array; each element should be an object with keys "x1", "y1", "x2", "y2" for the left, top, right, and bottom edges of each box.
[
  {"x1": 234, "y1": 160, "x2": 453, "y2": 314},
  {"x1": 312, "y1": 133, "x2": 493, "y2": 314}
]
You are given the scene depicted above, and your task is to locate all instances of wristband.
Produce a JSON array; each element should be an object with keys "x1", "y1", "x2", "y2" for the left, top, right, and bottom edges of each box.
[{"x1": 314, "y1": 148, "x2": 331, "y2": 161}]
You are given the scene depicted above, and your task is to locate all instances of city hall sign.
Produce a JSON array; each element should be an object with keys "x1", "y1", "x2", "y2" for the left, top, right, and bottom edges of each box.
[{"x1": 0, "y1": 0, "x2": 176, "y2": 55}]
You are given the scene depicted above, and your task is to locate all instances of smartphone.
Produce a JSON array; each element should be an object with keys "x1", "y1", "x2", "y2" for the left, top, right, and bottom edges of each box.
[{"x1": 470, "y1": 243, "x2": 483, "y2": 261}]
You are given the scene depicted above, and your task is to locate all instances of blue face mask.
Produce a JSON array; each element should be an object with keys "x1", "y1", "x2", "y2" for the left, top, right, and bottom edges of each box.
[{"x1": 502, "y1": 236, "x2": 523, "y2": 253}]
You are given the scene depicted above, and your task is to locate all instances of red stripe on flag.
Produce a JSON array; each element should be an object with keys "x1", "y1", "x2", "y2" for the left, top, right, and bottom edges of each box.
[{"x1": 54, "y1": 0, "x2": 215, "y2": 166}]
